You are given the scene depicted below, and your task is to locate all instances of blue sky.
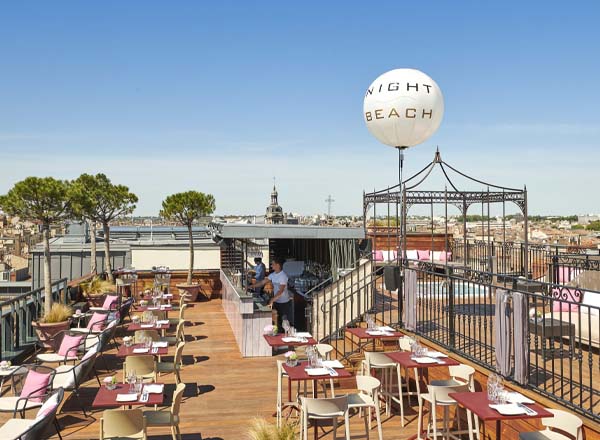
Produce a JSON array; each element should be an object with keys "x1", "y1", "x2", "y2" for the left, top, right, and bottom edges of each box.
[{"x1": 1, "y1": 1, "x2": 598, "y2": 216}]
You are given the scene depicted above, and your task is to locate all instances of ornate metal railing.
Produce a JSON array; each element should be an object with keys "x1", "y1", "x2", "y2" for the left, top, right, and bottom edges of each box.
[
  {"x1": 405, "y1": 263, "x2": 600, "y2": 422},
  {"x1": 311, "y1": 251, "x2": 600, "y2": 421},
  {"x1": 0, "y1": 278, "x2": 69, "y2": 361}
]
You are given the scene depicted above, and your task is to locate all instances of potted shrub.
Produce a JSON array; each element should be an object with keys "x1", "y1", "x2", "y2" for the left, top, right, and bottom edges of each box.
[
  {"x1": 32, "y1": 303, "x2": 73, "y2": 349},
  {"x1": 159, "y1": 191, "x2": 215, "y2": 302},
  {"x1": 81, "y1": 276, "x2": 116, "y2": 307},
  {"x1": 247, "y1": 418, "x2": 296, "y2": 440}
]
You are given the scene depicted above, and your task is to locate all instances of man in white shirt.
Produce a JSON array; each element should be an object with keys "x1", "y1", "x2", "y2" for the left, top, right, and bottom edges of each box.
[{"x1": 249, "y1": 257, "x2": 292, "y2": 329}]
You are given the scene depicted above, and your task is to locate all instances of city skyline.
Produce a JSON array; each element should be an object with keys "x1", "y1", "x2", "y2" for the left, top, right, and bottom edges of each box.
[{"x1": 1, "y1": 2, "x2": 599, "y2": 216}]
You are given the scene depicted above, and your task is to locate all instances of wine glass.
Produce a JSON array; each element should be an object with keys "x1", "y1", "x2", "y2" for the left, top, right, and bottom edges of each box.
[
  {"x1": 127, "y1": 369, "x2": 136, "y2": 393},
  {"x1": 282, "y1": 317, "x2": 291, "y2": 336}
]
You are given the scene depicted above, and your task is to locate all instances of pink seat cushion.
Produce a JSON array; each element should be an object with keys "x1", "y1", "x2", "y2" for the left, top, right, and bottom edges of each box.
[
  {"x1": 372, "y1": 251, "x2": 384, "y2": 262},
  {"x1": 57, "y1": 334, "x2": 84, "y2": 357},
  {"x1": 102, "y1": 295, "x2": 118, "y2": 310},
  {"x1": 87, "y1": 312, "x2": 107, "y2": 330},
  {"x1": 551, "y1": 288, "x2": 581, "y2": 312},
  {"x1": 20, "y1": 370, "x2": 52, "y2": 402},
  {"x1": 417, "y1": 250, "x2": 430, "y2": 261}
]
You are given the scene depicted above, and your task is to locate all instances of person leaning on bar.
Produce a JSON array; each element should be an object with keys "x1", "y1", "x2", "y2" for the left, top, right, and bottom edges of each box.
[{"x1": 249, "y1": 256, "x2": 292, "y2": 330}]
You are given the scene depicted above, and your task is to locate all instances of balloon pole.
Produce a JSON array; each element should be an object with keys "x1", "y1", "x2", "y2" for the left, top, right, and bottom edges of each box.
[{"x1": 397, "y1": 146, "x2": 407, "y2": 267}]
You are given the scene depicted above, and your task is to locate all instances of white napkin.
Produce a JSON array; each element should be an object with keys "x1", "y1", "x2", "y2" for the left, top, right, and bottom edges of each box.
[
  {"x1": 366, "y1": 330, "x2": 393, "y2": 336},
  {"x1": 148, "y1": 307, "x2": 159, "y2": 310},
  {"x1": 160, "y1": 305, "x2": 171, "y2": 310},
  {"x1": 411, "y1": 356, "x2": 439, "y2": 364},
  {"x1": 489, "y1": 403, "x2": 535, "y2": 416},
  {"x1": 281, "y1": 337, "x2": 302, "y2": 342},
  {"x1": 322, "y1": 360, "x2": 344, "y2": 369},
  {"x1": 295, "y1": 332, "x2": 312, "y2": 338},
  {"x1": 144, "y1": 384, "x2": 164, "y2": 394},
  {"x1": 377, "y1": 326, "x2": 395, "y2": 332},
  {"x1": 140, "y1": 324, "x2": 154, "y2": 328},
  {"x1": 305, "y1": 368, "x2": 329, "y2": 376},
  {"x1": 157, "y1": 320, "x2": 170, "y2": 325},
  {"x1": 133, "y1": 348, "x2": 149, "y2": 354},
  {"x1": 152, "y1": 341, "x2": 168, "y2": 348},
  {"x1": 116, "y1": 393, "x2": 138, "y2": 402},
  {"x1": 426, "y1": 351, "x2": 448, "y2": 358},
  {"x1": 506, "y1": 392, "x2": 535, "y2": 404},
  {"x1": 163, "y1": 294, "x2": 173, "y2": 298}
]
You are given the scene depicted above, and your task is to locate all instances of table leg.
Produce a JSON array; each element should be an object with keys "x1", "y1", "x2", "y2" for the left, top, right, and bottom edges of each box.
[{"x1": 496, "y1": 419, "x2": 502, "y2": 440}]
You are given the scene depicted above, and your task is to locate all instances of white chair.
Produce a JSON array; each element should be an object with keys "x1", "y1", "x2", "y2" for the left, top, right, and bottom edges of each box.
[
  {"x1": 431, "y1": 364, "x2": 475, "y2": 390},
  {"x1": 300, "y1": 395, "x2": 350, "y2": 440},
  {"x1": 361, "y1": 351, "x2": 406, "y2": 425},
  {"x1": 100, "y1": 408, "x2": 147, "y2": 440},
  {"x1": 52, "y1": 346, "x2": 99, "y2": 417},
  {"x1": 348, "y1": 375, "x2": 383, "y2": 440},
  {"x1": 124, "y1": 355, "x2": 157, "y2": 383},
  {"x1": 0, "y1": 387, "x2": 64, "y2": 440},
  {"x1": 168, "y1": 303, "x2": 188, "y2": 326},
  {"x1": 157, "y1": 341, "x2": 184, "y2": 384},
  {"x1": 0, "y1": 364, "x2": 56, "y2": 417},
  {"x1": 417, "y1": 382, "x2": 477, "y2": 440},
  {"x1": 144, "y1": 382, "x2": 185, "y2": 440},
  {"x1": 316, "y1": 343, "x2": 336, "y2": 397},
  {"x1": 519, "y1": 409, "x2": 583, "y2": 440}
]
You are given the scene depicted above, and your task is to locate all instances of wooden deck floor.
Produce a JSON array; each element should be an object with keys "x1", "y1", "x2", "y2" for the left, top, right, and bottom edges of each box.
[{"x1": 0, "y1": 298, "x2": 596, "y2": 440}]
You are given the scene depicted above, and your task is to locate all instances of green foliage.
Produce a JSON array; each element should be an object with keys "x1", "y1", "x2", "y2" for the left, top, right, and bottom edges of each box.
[
  {"x1": 571, "y1": 224, "x2": 585, "y2": 230},
  {"x1": 0, "y1": 177, "x2": 71, "y2": 226},
  {"x1": 69, "y1": 173, "x2": 137, "y2": 224},
  {"x1": 586, "y1": 221, "x2": 600, "y2": 231},
  {"x1": 69, "y1": 173, "x2": 100, "y2": 221},
  {"x1": 160, "y1": 191, "x2": 216, "y2": 226}
]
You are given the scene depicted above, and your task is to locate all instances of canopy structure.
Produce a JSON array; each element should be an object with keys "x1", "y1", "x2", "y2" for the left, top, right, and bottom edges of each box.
[{"x1": 363, "y1": 149, "x2": 530, "y2": 277}]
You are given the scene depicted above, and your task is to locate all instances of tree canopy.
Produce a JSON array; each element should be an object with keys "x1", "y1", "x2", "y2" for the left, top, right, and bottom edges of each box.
[
  {"x1": 71, "y1": 173, "x2": 138, "y2": 224},
  {"x1": 160, "y1": 191, "x2": 216, "y2": 226},
  {"x1": 0, "y1": 177, "x2": 71, "y2": 226}
]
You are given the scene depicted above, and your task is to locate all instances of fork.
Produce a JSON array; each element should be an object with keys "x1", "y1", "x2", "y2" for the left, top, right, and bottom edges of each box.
[{"x1": 517, "y1": 403, "x2": 535, "y2": 415}]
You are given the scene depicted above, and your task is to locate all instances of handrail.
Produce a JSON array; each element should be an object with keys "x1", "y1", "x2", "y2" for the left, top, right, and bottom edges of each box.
[{"x1": 1, "y1": 278, "x2": 69, "y2": 361}]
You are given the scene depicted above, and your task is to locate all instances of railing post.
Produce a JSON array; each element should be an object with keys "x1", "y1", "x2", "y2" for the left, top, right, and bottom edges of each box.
[{"x1": 448, "y1": 269, "x2": 456, "y2": 348}]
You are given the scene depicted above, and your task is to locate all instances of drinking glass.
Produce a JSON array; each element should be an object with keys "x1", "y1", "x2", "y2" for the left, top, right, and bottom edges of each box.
[
  {"x1": 127, "y1": 370, "x2": 136, "y2": 392},
  {"x1": 282, "y1": 317, "x2": 291, "y2": 336}
]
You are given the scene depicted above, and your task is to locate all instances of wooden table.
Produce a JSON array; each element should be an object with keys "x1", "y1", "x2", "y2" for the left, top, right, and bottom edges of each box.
[
  {"x1": 345, "y1": 327, "x2": 404, "y2": 353},
  {"x1": 263, "y1": 334, "x2": 317, "y2": 348},
  {"x1": 449, "y1": 391, "x2": 553, "y2": 440},
  {"x1": 116, "y1": 343, "x2": 168, "y2": 358},
  {"x1": 92, "y1": 383, "x2": 165, "y2": 408},
  {"x1": 282, "y1": 360, "x2": 353, "y2": 400}
]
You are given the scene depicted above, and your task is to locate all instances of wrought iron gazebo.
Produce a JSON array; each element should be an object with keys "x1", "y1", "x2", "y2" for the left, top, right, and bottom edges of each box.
[{"x1": 363, "y1": 149, "x2": 530, "y2": 277}]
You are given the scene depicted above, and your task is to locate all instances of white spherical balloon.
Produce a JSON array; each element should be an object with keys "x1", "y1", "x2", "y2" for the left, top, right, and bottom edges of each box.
[{"x1": 363, "y1": 69, "x2": 444, "y2": 147}]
